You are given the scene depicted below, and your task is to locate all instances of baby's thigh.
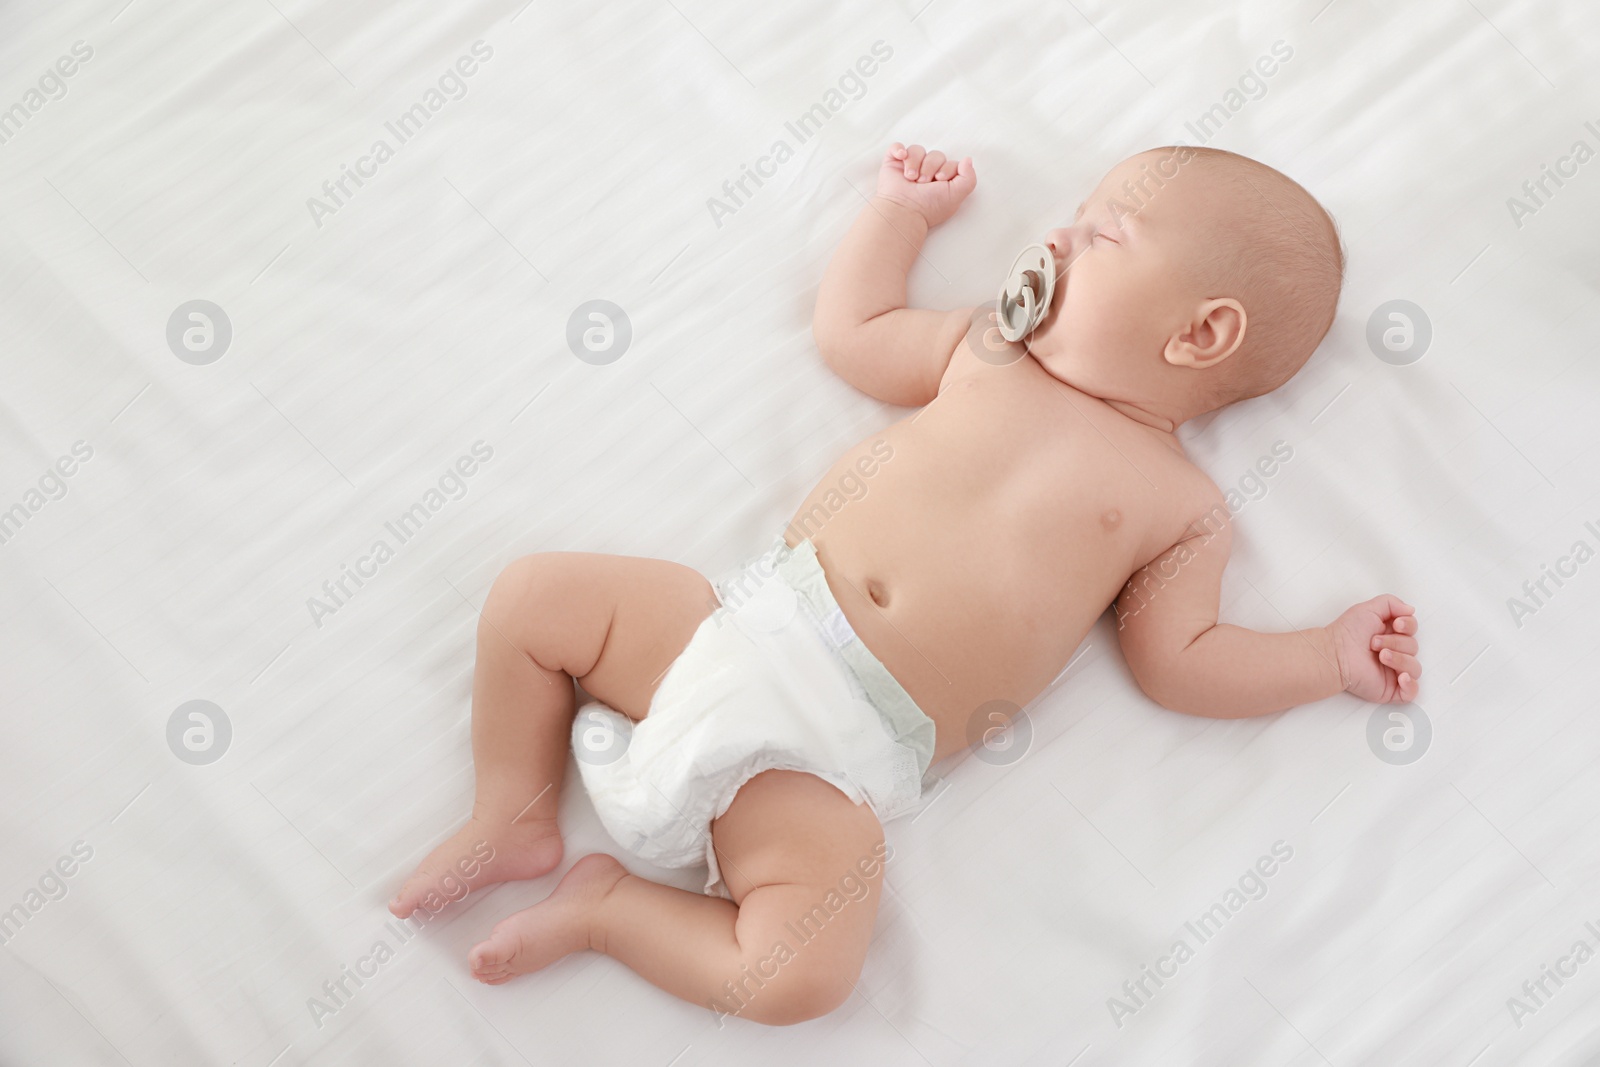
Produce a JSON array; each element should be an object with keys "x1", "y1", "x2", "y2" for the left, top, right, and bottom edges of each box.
[
  {"x1": 713, "y1": 770, "x2": 888, "y2": 975},
  {"x1": 491, "y1": 551, "x2": 716, "y2": 720}
]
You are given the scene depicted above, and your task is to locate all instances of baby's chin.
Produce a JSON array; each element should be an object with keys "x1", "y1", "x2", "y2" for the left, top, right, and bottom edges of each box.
[
  {"x1": 1022, "y1": 316, "x2": 1083, "y2": 372},
  {"x1": 1026, "y1": 333, "x2": 1128, "y2": 398},
  {"x1": 1024, "y1": 336, "x2": 1094, "y2": 390}
]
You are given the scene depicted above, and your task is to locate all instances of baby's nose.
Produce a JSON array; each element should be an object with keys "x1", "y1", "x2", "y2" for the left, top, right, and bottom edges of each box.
[{"x1": 1045, "y1": 224, "x2": 1088, "y2": 262}]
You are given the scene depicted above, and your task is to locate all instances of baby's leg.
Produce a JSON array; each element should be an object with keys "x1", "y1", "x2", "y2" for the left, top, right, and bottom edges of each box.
[
  {"x1": 468, "y1": 770, "x2": 887, "y2": 1026},
  {"x1": 390, "y1": 552, "x2": 715, "y2": 917}
]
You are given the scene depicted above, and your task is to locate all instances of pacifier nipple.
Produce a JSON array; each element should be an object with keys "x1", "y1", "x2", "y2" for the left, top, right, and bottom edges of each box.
[{"x1": 996, "y1": 244, "x2": 1057, "y2": 343}]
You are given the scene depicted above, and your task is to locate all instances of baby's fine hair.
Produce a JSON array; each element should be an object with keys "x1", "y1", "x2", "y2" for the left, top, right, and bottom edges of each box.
[{"x1": 1150, "y1": 145, "x2": 1346, "y2": 409}]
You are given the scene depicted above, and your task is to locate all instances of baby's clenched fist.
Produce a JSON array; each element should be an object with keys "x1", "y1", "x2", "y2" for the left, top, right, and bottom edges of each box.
[
  {"x1": 875, "y1": 142, "x2": 976, "y2": 227},
  {"x1": 1327, "y1": 594, "x2": 1421, "y2": 704}
]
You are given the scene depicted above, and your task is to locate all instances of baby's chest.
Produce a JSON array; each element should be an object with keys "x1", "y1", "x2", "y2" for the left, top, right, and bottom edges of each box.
[{"x1": 923, "y1": 366, "x2": 1203, "y2": 537}]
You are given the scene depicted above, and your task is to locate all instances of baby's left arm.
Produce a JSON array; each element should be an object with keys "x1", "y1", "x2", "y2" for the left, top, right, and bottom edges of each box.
[{"x1": 1114, "y1": 504, "x2": 1421, "y2": 718}]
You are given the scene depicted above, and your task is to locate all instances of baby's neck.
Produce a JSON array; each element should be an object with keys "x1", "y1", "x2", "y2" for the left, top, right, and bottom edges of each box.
[
  {"x1": 1030, "y1": 356, "x2": 1188, "y2": 435},
  {"x1": 1102, "y1": 398, "x2": 1179, "y2": 434},
  {"x1": 1027, "y1": 343, "x2": 1203, "y2": 433}
]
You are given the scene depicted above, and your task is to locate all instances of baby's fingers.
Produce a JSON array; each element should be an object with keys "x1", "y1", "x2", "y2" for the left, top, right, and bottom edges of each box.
[
  {"x1": 1370, "y1": 594, "x2": 1415, "y2": 625},
  {"x1": 952, "y1": 156, "x2": 977, "y2": 193},
  {"x1": 1379, "y1": 647, "x2": 1422, "y2": 681},
  {"x1": 1397, "y1": 671, "x2": 1420, "y2": 702},
  {"x1": 918, "y1": 150, "x2": 947, "y2": 182},
  {"x1": 902, "y1": 143, "x2": 926, "y2": 179},
  {"x1": 1370, "y1": 633, "x2": 1418, "y2": 656}
]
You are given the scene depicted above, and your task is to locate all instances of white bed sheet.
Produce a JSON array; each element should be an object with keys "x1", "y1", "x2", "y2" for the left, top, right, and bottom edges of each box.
[{"x1": 3, "y1": 0, "x2": 1599, "y2": 1063}]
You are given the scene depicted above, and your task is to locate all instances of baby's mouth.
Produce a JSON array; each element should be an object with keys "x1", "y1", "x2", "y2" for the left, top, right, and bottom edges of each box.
[
  {"x1": 1020, "y1": 267, "x2": 1048, "y2": 305},
  {"x1": 1043, "y1": 257, "x2": 1067, "y2": 316},
  {"x1": 996, "y1": 245, "x2": 1057, "y2": 342}
]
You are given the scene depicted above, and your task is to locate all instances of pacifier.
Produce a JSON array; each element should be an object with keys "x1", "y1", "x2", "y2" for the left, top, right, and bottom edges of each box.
[{"x1": 995, "y1": 243, "x2": 1057, "y2": 343}]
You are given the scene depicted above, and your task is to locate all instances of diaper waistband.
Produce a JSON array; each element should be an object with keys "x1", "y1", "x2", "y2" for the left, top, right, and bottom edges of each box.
[{"x1": 768, "y1": 537, "x2": 937, "y2": 778}]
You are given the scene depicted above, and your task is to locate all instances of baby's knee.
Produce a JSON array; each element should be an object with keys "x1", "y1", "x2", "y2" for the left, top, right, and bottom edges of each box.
[
  {"x1": 729, "y1": 959, "x2": 855, "y2": 1026},
  {"x1": 482, "y1": 553, "x2": 569, "y2": 627}
]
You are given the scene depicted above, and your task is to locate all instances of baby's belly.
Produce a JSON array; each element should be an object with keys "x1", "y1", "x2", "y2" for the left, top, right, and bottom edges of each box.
[{"x1": 784, "y1": 441, "x2": 1130, "y2": 764}]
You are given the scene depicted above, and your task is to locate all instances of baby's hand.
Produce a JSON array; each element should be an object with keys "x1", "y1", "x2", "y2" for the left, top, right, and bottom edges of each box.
[
  {"x1": 875, "y1": 143, "x2": 976, "y2": 227},
  {"x1": 1327, "y1": 595, "x2": 1421, "y2": 704}
]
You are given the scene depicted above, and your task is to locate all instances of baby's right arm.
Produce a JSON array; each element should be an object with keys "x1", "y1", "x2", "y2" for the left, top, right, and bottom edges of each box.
[{"x1": 812, "y1": 143, "x2": 977, "y2": 406}]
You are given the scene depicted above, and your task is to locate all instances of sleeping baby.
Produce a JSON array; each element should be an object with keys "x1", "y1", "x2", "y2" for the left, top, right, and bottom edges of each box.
[{"x1": 388, "y1": 141, "x2": 1422, "y2": 1025}]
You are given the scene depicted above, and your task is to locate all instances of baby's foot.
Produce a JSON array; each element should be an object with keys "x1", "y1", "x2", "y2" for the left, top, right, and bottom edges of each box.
[
  {"x1": 468, "y1": 853, "x2": 627, "y2": 985},
  {"x1": 389, "y1": 815, "x2": 563, "y2": 919}
]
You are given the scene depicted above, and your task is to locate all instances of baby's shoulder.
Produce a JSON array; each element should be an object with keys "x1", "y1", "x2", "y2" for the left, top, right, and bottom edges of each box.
[{"x1": 1150, "y1": 446, "x2": 1234, "y2": 540}]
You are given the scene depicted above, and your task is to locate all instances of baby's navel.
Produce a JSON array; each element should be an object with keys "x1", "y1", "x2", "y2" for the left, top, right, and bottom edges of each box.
[
  {"x1": 866, "y1": 578, "x2": 889, "y2": 607},
  {"x1": 1101, "y1": 509, "x2": 1122, "y2": 531}
]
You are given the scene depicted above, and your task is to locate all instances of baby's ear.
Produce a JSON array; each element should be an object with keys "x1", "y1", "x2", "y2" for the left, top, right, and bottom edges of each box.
[{"x1": 1165, "y1": 298, "x2": 1246, "y2": 369}]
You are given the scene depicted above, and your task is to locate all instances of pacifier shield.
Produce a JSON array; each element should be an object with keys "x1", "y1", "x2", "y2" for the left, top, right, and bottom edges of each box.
[{"x1": 995, "y1": 244, "x2": 1056, "y2": 343}]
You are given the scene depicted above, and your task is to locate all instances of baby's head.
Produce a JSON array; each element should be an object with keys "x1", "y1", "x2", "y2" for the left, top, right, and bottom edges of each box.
[{"x1": 1025, "y1": 146, "x2": 1344, "y2": 424}]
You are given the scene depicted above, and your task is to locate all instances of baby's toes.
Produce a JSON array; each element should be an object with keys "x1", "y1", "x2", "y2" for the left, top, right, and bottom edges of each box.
[
  {"x1": 471, "y1": 968, "x2": 513, "y2": 986},
  {"x1": 469, "y1": 936, "x2": 513, "y2": 974}
]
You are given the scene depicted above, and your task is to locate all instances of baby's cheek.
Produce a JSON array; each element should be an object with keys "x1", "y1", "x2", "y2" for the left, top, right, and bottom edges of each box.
[{"x1": 1064, "y1": 285, "x2": 1114, "y2": 333}]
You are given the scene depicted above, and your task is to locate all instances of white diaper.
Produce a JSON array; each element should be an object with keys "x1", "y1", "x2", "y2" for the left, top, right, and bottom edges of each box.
[{"x1": 570, "y1": 536, "x2": 937, "y2": 899}]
